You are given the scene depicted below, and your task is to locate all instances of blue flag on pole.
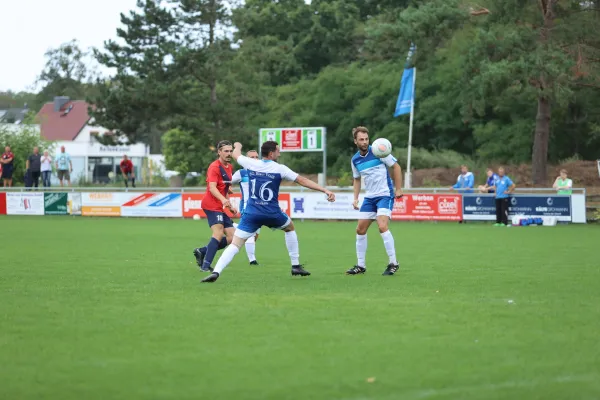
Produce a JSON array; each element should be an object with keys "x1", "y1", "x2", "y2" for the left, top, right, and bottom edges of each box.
[
  {"x1": 394, "y1": 68, "x2": 415, "y2": 117},
  {"x1": 394, "y1": 43, "x2": 416, "y2": 117}
]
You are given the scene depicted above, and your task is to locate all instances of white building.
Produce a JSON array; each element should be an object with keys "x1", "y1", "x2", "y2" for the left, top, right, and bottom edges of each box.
[{"x1": 37, "y1": 97, "x2": 150, "y2": 185}]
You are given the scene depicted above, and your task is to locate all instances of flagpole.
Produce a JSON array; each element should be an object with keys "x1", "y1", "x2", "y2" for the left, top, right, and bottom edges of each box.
[{"x1": 405, "y1": 67, "x2": 416, "y2": 189}]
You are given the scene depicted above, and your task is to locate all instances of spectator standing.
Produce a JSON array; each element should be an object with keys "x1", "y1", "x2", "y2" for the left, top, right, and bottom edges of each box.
[
  {"x1": 41, "y1": 151, "x2": 53, "y2": 187},
  {"x1": 1, "y1": 146, "x2": 15, "y2": 187},
  {"x1": 120, "y1": 155, "x2": 136, "y2": 188},
  {"x1": 449, "y1": 165, "x2": 474, "y2": 193},
  {"x1": 55, "y1": 146, "x2": 72, "y2": 187},
  {"x1": 478, "y1": 168, "x2": 499, "y2": 193},
  {"x1": 491, "y1": 167, "x2": 516, "y2": 226},
  {"x1": 553, "y1": 169, "x2": 572, "y2": 194},
  {"x1": 26, "y1": 147, "x2": 42, "y2": 188}
]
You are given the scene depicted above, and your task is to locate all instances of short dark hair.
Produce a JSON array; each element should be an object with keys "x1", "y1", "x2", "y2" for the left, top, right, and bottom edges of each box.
[
  {"x1": 261, "y1": 141, "x2": 278, "y2": 158},
  {"x1": 246, "y1": 150, "x2": 258, "y2": 155},
  {"x1": 216, "y1": 140, "x2": 232, "y2": 151},
  {"x1": 352, "y1": 126, "x2": 369, "y2": 139}
]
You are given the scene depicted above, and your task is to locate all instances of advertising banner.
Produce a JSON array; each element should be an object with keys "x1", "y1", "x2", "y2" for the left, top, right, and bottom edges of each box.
[
  {"x1": 121, "y1": 192, "x2": 182, "y2": 217},
  {"x1": 68, "y1": 192, "x2": 82, "y2": 215},
  {"x1": 82, "y1": 192, "x2": 122, "y2": 216},
  {"x1": 6, "y1": 192, "x2": 45, "y2": 215},
  {"x1": 182, "y1": 193, "x2": 291, "y2": 218},
  {"x1": 392, "y1": 194, "x2": 462, "y2": 221},
  {"x1": 44, "y1": 192, "x2": 68, "y2": 215},
  {"x1": 0, "y1": 192, "x2": 6, "y2": 215},
  {"x1": 462, "y1": 195, "x2": 571, "y2": 221},
  {"x1": 290, "y1": 192, "x2": 360, "y2": 219}
]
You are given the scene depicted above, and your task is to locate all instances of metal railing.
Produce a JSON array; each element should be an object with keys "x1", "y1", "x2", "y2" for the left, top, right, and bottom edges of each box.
[{"x1": 0, "y1": 186, "x2": 587, "y2": 196}]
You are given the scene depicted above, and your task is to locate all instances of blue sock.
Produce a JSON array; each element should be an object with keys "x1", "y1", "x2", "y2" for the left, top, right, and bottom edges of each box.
[
  {"x1": 202, "y1": 237, "x2": 220, "y2": 269},
  {"x1": 218, "y1": 237, "x2": 228, "y2": 250}
]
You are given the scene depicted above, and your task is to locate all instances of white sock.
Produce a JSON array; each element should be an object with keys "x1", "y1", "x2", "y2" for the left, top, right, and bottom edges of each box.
[
  {"x1": 233, "y1": 222, "x2": 238, "y2": 228},
  {"x1": 245, "y1": 235, "x2": 256, "y2": 262},
  {"x1": 380, "y1": 230, "x2": 397, "y2": 265},
  {"x1": 213, "y1": 245, "x2": 240, "y2": 274},
  {"x1": 284, "y1": 231, "x2": 300, "y2": 265},
  {"x1": 356, "y1": 234, "x2": 367, "y2": 267}
]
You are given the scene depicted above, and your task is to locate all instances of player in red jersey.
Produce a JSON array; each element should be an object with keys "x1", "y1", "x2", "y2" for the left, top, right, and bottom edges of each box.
[
  {"x1": 120, "y1": 155, "x2": 135, "y2": 188},
  {"x1": 193, "y1": 140, "x2": 238, "y2": 272}
]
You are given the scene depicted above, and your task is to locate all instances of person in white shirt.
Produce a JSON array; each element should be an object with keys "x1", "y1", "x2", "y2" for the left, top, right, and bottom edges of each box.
[{"x1": 41, "y1": 151, "x2": 53, "y2": 187}]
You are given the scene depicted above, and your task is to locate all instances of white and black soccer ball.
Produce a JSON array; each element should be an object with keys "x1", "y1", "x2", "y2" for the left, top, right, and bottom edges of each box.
[{"x1": 371, "y1": 138, "x2": 392, "y2": 158}]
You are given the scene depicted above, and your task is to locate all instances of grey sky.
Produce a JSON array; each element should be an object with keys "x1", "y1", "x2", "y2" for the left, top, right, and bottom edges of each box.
[{"x1": 0, "y1": 0, "x2": 138, "y2": 93}]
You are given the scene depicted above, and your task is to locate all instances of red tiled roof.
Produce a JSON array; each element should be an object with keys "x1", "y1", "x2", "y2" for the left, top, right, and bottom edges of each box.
[{"x1": 36, "y1": 100, "x2": 91, "y2": 141}]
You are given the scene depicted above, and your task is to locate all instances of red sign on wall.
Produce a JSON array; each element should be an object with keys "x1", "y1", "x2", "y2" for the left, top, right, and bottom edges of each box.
[
  {"x1": 392, "y1": 194, "x2": 462, "y2": 221},
  {"x1": 281, "y1": 129, "x2": 302, "y2": 150},
  {"x1": 0, "y1": 192, "x2": 6, "y2": 215},
  {"x1": 182, "y1": 193, "x2": 291, "y2": 218}
]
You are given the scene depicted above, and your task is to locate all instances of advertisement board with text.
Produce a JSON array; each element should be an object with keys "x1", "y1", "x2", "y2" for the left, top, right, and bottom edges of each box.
[
  {"x1": 81, "y1": 192, "x2": 123, "y2": 216},
  {"x1": 6, "y1": 192, "x2": 45, "y2": 215},
  {"x1": 290, "y1": 192, "x2": 360, "y2": 219},
  {"x1": 182, "y1": 193, "x2": 291, "y2": 218},
  {"x1": 392, "y1": 194, "x2": 462, "y2": 221},
  {"x1": 462, "y1": 195, "x2": 571, "y2": 221},
  {"x1": 44, "y1": 192, "x2": 68, "y2": 215}
]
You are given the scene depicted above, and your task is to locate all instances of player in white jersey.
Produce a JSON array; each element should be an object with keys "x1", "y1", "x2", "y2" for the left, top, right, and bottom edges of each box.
[
  {"x1": 231, "y1": 150, "x2": 260, "y2": 265},
  {"x1": 201, "y1": 141, "x2": 336, "y2": 283},
  {"x1": 346, "y1": 126, "x2": 403, "y2": 276}
]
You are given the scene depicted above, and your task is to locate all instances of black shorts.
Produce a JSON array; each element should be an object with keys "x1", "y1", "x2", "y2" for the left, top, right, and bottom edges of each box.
[
  {"x1": 204, "y1": 209, "x2": 234, "y2": 229},
  {"x1": 1, "y1": 167, "x2": 13, "y2": 179}
]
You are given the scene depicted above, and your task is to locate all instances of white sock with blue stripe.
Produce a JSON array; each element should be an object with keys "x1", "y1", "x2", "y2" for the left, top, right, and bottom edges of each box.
[
  {"x1": 380, "y1": 230, "x2": 397, "y2": 265},
  {"x1": 356, "y1": 234, "x2": 367, "y2": 268}
]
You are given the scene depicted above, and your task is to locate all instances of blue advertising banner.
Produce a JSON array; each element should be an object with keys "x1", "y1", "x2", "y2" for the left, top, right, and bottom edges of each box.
[{"x1": 462, "y1": 195, "x2": 571, "y2": 221}]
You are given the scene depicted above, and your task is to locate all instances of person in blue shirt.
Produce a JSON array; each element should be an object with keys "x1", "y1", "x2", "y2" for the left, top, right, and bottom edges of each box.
[
  {"x1": 449, "y1": 165, "x2": 474, "y2": 193},
  {"x1": 490, "y1": 167, "x2": 516, "y2": 226},
  {"x1": 478, "y1": 168, "x2": 499, "y2": 193}
]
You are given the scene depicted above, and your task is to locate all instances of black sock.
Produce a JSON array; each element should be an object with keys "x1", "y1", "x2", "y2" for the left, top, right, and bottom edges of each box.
[
  {"x1": 218, "y1": 237, "x2": 228, "y2": 250},
  {"x1": 132, "y1": 178, "x2": 136, "y2": 187},
  {"x1": 202, "y1": 237, "x2": 220, "y2": 269}
]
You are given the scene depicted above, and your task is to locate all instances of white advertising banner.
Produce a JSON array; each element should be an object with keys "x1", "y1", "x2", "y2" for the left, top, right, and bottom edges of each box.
[
  {"x1": 81, "y1": 192, "x2": 124, "y2": 216},
  {"x1": 6, "y1": 192, "x2": 45, "y2": 215},
  {"x1": 68, "y1": 192, "x2": 82, "y2": 215},
  {"x1": 289, "y1": 192, "x2": 360, "y2": 220},
  {"x1": 120, "y1": 192, "x2": 182, "y2": 218}
]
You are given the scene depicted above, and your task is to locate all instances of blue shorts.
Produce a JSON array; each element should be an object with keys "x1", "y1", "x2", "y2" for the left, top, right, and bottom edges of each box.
[
  {"x1": 235, "y1": 212, "x2": 291, "y2": 239},
  {"x1": 359, "y1": 196, "x2": 394, "y2": 219},
  {"x1": 204, "y1": 209, "x2": 234, "y2": 229}
]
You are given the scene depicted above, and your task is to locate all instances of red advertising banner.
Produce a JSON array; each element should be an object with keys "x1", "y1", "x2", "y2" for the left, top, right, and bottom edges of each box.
[
  {"x1": 182, "y1": 193, "x2": 292, "y2": 218},
  {"x1": 281, "y1": 129, "x2": 302, "y2": 150},
  {"x1": 0, "y1": 192, "x2": 6, "y2": 215},
  {"x1": 392, "y1": 194, "x2": 462, "y2": 221}
]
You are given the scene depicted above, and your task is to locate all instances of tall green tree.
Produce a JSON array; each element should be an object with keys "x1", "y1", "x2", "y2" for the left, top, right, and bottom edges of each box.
[{"x1": 35, "y1": 40, "x2": 97, "y2": 106}]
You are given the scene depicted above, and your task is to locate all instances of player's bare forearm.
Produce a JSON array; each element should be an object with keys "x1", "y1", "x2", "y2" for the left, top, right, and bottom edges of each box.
[
  {"x1": 232, "y1": 142, "x2": 243, "y2": 160},
  {"x1": 296, "y1": 176, "x2": 335, "y2": 201},
  {"x1": 295, "y1": 175, "x2": 326, "y2": 193},
  {"x1": 209, "y1": 182, "x2": 227, "y2": 203},
  {"x1": 353, "y1": 178, "x2": 361, "y2": 201},
  {"x1": 391, "y1": 164, "x2": 402, "y2": 191}
]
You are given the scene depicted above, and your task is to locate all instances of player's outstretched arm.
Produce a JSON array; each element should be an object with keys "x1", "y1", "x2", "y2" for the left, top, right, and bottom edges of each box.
[{"x1": 295, "y1": 176, "x2": 335, "y2": 202}]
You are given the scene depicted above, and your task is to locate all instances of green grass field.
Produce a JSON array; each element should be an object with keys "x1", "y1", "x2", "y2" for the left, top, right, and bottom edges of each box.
[{"x1": 1, "y1": 216, "x2": 599, "y2": 400}]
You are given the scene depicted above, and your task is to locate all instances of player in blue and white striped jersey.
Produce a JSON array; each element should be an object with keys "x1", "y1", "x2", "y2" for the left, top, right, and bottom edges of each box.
[
  {"x1": 231, "y1": 150, "x2": 261, "y2": 265},
  {"x1": 347, "y1": 126, "x2": 404, "y2": 276}
]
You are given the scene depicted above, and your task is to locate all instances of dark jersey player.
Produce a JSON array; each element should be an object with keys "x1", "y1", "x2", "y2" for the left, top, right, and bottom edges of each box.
[
  {"x1": 193, "y1": 141, "x2": 238, "y2": 272},
  {"x1": 120, "y1": 155, "x2": 135, "y2": 188}
]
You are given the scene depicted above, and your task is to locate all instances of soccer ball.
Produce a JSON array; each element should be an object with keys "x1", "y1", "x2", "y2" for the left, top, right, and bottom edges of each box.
[
  {"x1": 193, "y1": 214, "x2": 201, "y2": 220},
  {"x1": 371, "y1": 138, "x2": 392, "y2": 158}
]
